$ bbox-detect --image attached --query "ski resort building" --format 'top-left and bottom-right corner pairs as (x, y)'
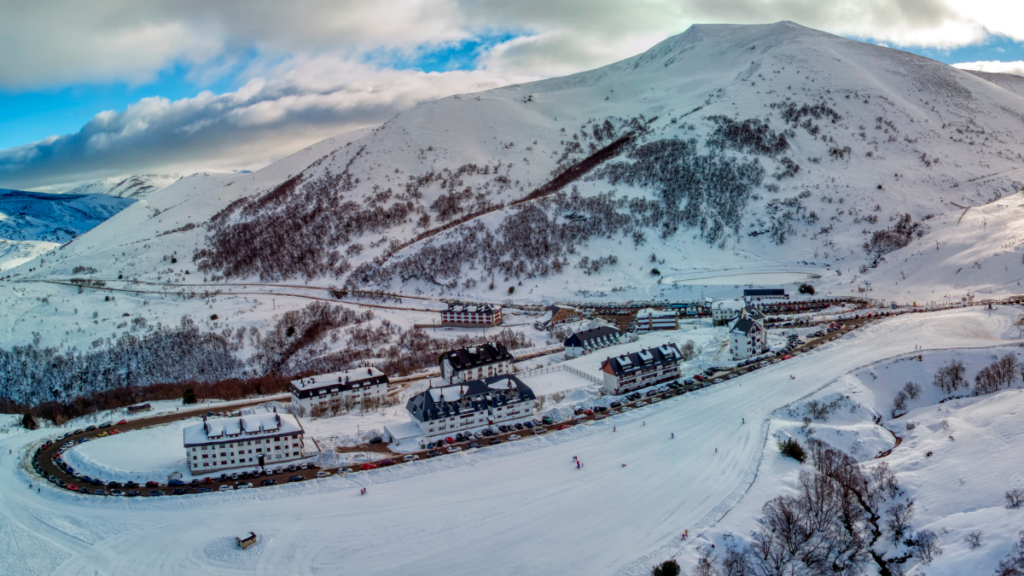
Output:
(439, 342), (514, 384)
(729, 306), (768, 360)
(406, 374), (537, 442)
(183, 413), (305, 474)
(743, 288), (788, 303)
(564, 326), (623, 358)
(542, 304), (584, 327)
(290, 367), (390, 417)
(599, 343), (683, 395)
(633, 309), (679, 333)
(711, 300), (745, 325)
(440, 303), (502, 327)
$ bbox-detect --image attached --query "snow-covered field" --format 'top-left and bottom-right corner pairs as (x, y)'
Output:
(0, 307), (1020, 576)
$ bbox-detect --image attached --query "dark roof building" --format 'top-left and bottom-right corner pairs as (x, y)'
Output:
(439, 342), (515, 383)
(564, 326), (622, 357)
(599, 343), (683, 395)
(743, 288), (788, 302)
(406, 374), (536, 424)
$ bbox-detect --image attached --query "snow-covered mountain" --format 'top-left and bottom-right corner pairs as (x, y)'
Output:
(20, 21), (1024, 305)
(8, 21), (1024, 397)
(0, 189), (136, 270)
(61, 174), (180, 200)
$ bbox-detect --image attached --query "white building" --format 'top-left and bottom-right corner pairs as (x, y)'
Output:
(564, 325), (622, 358)
(729, 306), (768, 360)
(183, 412), (305, 474)
(711, 299), (745, 325)
(406, 374), (537, 442)
(290, 367), (390, 418)
(440, 303), (502, 327)
(599, 343), (683, 395)
(439, 342), (514, 384)
(634, 309), (678, 333)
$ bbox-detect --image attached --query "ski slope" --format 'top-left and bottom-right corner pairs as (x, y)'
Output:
(0, 307), (1016, 576)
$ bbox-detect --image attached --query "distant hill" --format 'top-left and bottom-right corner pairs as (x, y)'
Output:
(62, 174), (180, 200)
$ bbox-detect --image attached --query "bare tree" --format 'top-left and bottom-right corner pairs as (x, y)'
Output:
(892, 390), (908, 416)
(996, 530), (1024, 576)
(1007, 489), (1024, 509)
(965, 530), (982, 550)
(911, 529), (941, 565)
(679, 340), (698, 362)
(975, 365), (1001, 396)
(997, 353), (1022, 389)
(693, 546), (720, 576)
(902, 381), (922, 400)
(885, 501), (915, 545)
(933, 360), (967, 393)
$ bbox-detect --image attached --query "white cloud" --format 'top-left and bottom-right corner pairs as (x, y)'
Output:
(0, 57), (530, 189)
(952, 60), (1024, 76)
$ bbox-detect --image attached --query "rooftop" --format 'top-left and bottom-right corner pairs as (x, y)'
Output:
(291, 367), (387, 391)
(183, 412), (304, 446)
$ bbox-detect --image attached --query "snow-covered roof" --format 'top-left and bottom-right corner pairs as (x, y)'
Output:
(564, 325), (621, 347)
(407, 374), (536, 423)
(291, 367), (387, 392)
(712, 299), (745, 311)
(183, 413), (304, 447)
(383, 421), (423, 441)
(601, 343), (682, 377)
(636, 308), (676, 317)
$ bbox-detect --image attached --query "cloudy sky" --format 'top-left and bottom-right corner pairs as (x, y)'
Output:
(3, 0), (1024, 190)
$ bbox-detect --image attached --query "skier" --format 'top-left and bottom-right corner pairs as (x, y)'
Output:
(613, 427), (616, 432)
(671, 433), (674, 439)
(643, 421), (645, 426)
(742, 418), (745, 424)
(715, 448), (717, 453)
(576, 461), (580, 470)
(621, 464), (627, 468)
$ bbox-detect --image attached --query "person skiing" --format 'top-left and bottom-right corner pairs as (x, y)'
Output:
(715, 448), (717, 453)
(613, 426), (616, 432)
(671, 433), (674, 439)
(742, 418), (745, 424)
(643, 421), (645, 426)
(621, 463), (627, 468)
(576, 462), (580, 469)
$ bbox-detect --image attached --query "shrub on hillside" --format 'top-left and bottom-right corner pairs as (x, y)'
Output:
(778, 437), (806, 462)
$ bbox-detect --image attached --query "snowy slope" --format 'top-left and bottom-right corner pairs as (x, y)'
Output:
(15, 22), (1024, 305)
(0, 307), (1017, 576)
(61, 174), (181, 200)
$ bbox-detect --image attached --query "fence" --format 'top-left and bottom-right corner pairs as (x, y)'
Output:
(516, 363), (602, 386)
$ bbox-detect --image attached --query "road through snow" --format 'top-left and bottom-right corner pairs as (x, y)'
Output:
(0, 307), (1018, 576)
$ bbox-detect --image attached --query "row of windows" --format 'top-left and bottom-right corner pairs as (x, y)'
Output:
(191, 435), (300, 451)
(192, 451), (301, 468)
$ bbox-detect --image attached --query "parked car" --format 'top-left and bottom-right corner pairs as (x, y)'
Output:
(557, 423), (572, 430)
(145, 481), (159, 488)
(218, 484), (232, 492)
(534, 428), (548, 435)
(116, 420), (127, 425)
(542, 416), (554, 425)
(426, 450), (442, 458)
(468, 442), (482, 449)
(523, 421), (534, 429)
(126, 491), (140, 497)
(610, 401), (622, 408)
(447, 446), (462, 453)
(109, 490), (124, 496)
(369, 436), (383, 444)
(66, 484), (79, 491)
(360, 463), (377, 471)
(488, 438), (503, 445)
(316, 471), (331, 478)
(196, 487), (212, 493)
(168, 479), (184, 486)
(236, 482), (253, 489)
(149, 490), (164, 497)
(288, 475), (304, 482)
(85, 425), (97, 432)
(99, 422), (112, 428)
(172, 488), (187, 495)
(379, 459), (396, 467)
(508, 434), (521, 441)
(402, 454), (420, 462)
(261, 479), (277, 486)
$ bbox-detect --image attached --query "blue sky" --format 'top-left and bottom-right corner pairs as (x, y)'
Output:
(4, 1), (1024, 190)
